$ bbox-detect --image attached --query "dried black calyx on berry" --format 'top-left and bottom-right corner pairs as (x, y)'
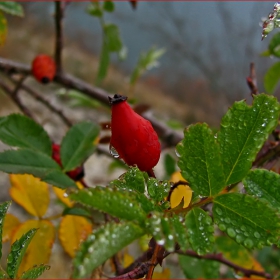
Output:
(108, 94), (127, 105)
(41, 77), (50, 84)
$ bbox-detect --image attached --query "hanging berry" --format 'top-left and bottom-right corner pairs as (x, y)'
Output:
(32, 54), (56, 84)
(109, 94), (161, 172)
(52, 143), (84, 181)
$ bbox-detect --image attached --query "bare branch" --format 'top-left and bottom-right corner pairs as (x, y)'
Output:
(0, 57), (183, 147)
(246, 62), (258, 96)
(0, 78), (34, 119)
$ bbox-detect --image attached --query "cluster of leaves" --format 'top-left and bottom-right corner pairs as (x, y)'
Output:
(0, 114), (99, 189)
(1, 93), (279, 278)
(0, 201), (50, 279)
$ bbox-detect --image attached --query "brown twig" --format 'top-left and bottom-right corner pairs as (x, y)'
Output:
(146, 243), (160, 279)
(253, 141), (280, 167)
(0, 58), (183, 148)
(23, 84), (72, 127)
(54, 1), (64, 73)
(0, 78), (34, 119)
(177, 250), (273, 279)
(109, 261), (152, 279)
(246, 62), (258, 97)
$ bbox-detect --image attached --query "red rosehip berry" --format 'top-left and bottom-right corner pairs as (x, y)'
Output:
(32, 54), (56, 84)
(109, 94), (161, 172)
(52, 143), (84, 181)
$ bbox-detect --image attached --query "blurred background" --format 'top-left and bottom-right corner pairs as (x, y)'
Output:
(1, 1), (277, 127)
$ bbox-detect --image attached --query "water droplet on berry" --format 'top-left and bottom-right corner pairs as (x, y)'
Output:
(109, 145), (120, 158)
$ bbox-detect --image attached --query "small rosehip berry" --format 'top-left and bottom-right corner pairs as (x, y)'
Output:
(109, 94), (161, 172)
(32, 54), (56, 84)
(52, 143), (84, 181)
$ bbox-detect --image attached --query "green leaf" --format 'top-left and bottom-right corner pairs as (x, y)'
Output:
(0, 12), (7, 46)
(0, 268), (7, 279)
(260, 49), (271, 57)
(216, 236), (255, 270)
(243, 169), (280, 212)
(146, 212), (175, 251)
(164, 153), (176, 177)
(110, 167), (146, 193)
(0, 2), (23, 17)
(104, 23), (122, 52)
(20, 264), (50, 279)
(264, 62), (280, 94)
(130, 47), (165, 85)
(185, 208), (214, 255)
(0, 201), (11, 259)
(213, 193), (280, 249)
(69, 187), (147, 223)
(72, 221), (144, 278)
(218, 94), (280, 185)
(42, 170), (77, 189)
(0, 114), (52, 156)
(179, 255), (220, 279)
(269, 33), (280, 58)
(103, 1), (114, 12)
(177, 123), (225, 197)
(96, 40), (110, 83)
(136, 193), (156, 213)
(170, 215), (188, 251)
(0, 149), (60, 178)
(57, 89), (101, 109)
(86, 3), (103, 17)
(7, 228), (37, 279)
(62, 207), (91, 218)
(61, 121), (99, 172)
(147, 178), (170, 202)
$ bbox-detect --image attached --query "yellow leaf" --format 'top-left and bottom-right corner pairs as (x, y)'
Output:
(153, 268), (170, 279)
(9, 174), (49, 217)
(250, 259), (265, 279)
(0, 12), (7, 46)
(170, 171), (185, 182)
(170, 185), (192, 209)
(2, 213), (20, 242)
(123, 252), (134, 268)
(53, 181), (83, 207)
(11, 219), (55, 277)
(59, 215), (93, 258)
(169, 171), (192, 209)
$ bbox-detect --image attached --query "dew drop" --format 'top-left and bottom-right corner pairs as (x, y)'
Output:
(218, 223), (226, 231)
(254, 231), (261, 239)
(236, 235), (244, 244)
(227, 228), (236, 238)
(224, 217), (230, 224)
(215, 207), (223, 215)
(175, 148), (181, 158)
(157, 239), (165, 245)
(109, 145), (120, 159)
(244, 238), (254, 249)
